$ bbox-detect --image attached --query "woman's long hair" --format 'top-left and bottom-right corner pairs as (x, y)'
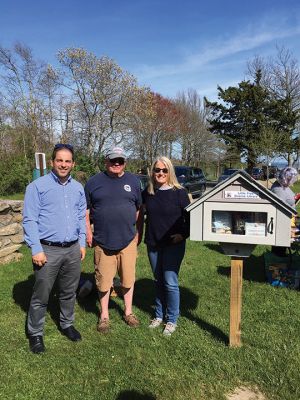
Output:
(147, 156), (182, 195)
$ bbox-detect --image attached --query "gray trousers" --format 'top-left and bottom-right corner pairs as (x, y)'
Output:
(27, 242), (81, 336)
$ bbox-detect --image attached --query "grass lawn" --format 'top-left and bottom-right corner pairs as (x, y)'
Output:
(0, 241), (300, 400)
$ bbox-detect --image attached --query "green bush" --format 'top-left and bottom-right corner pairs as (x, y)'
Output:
(0, 156), (31, 195)
(72, 153), (100, 184)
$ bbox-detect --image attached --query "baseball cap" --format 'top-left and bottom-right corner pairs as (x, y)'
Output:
(106, 146), (126, 160)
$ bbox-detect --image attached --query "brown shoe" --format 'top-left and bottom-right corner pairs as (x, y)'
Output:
(124, 313), (140, 327)
(97, 318), (110, 333)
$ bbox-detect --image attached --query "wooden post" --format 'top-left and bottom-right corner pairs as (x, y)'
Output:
(38, 154), (44, 176)
(229, 257), (243, 347)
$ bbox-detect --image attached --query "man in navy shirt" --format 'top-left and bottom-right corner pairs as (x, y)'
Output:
(23, 144), (86, 353)
(85, 146), (143, 333)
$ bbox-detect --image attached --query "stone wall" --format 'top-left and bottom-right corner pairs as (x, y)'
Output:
(0, 200), (24, 265)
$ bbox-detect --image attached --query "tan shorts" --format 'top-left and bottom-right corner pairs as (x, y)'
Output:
(94, 239), (137, 292)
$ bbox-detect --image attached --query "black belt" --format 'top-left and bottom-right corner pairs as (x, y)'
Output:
(40, 239), (78, 248)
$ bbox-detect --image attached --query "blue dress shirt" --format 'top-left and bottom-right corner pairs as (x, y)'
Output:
(23, 171), (87, 255)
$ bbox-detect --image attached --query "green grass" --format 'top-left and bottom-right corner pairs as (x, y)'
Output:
(0, 242), (300, 400)
(0, 192), (24, 200)
(292, 181), (300, 193)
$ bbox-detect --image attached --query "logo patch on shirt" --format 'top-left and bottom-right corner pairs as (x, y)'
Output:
(124, 184), (131, 192)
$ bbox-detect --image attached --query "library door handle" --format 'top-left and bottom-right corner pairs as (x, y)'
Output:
(267, 217), (274, 234)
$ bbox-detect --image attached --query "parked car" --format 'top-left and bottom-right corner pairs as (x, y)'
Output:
(134, 174), (149, 191)
(174, 166), (206, 198)
(251, 167), (264, 180)
(217, 168), (240, 183)
(262, 165), (279, 179)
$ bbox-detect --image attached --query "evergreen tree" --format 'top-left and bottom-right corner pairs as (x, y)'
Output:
(205, 71), (297, 170)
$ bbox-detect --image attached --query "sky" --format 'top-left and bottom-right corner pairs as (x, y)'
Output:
(1, 0), (300, 101)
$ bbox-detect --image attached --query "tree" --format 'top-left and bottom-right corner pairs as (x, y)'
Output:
(126, 89), (179, 167)
(205, 71), (297, 170)
(247, 46), (300, 165)
(252, 126), (286, 185)
(56, 48), (139, 165)
(0, 43), (56, 157)
(176, 89), (220, 166)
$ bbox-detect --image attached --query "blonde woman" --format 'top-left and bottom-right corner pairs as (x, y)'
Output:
(142, 157), (190, 336)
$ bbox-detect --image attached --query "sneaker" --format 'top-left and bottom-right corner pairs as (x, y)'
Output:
(97, 318), (110, 334)
(163, 322), (177, 336)
(148, 318), (163, 329)
(124, 313), (140, 327)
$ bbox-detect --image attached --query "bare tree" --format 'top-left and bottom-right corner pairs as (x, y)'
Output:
(247, 46), (300, 165)
(176, 89), (220, 166)
(56, 48), (139, 163)
(252, 126), (286, 185)
(0, 42), (56, 158)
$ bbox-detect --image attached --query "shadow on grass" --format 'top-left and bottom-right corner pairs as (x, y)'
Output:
(217, 254), (266, 283)
(204, 243), (266, 283)
(12, 271), (124, 334)
(12, 274), (35, 313)
(12, 273), (62, 335)
(116, 390), (156, 400)
(76, 272), (126, 318)
(134, 278), (228, 345)
(203, 243), (223, 253)
(12, 272), (226, 343)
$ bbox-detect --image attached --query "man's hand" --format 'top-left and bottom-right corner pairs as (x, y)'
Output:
(134, 232), (142, 246)
(86, 228), (93, 247)
(86, 210), (94, 247)
(32, 252), (47, 267)
(80, 247), (86, 261)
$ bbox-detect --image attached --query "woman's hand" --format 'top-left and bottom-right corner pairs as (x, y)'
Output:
(170, 234), (184, 244)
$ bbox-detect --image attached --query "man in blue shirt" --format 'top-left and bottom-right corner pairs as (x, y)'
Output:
(85, 146), (143, 333)
(23, 144), (86, 354)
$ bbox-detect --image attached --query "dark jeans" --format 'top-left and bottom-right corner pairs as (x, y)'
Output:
(27, 242), (81, 336)
(147, 241), (186, 324)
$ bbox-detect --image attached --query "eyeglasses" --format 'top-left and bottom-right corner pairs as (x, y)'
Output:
(153, 168), (168, 174)
(54, 143), (74, 151)
(109, 158), (125, 165)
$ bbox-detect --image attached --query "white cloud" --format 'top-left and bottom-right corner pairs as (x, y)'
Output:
(134, 21), (300, 81)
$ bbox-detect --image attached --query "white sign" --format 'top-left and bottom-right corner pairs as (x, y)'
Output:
(224, 191), (259, 199)
(245, 222), (266, 237)
(35, 153), (46, 170)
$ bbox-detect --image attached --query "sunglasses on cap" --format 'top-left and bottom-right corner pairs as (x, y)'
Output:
(54, 143), (74, 151)
(153, 167), (168, 174)
(109, 158), (125, 165)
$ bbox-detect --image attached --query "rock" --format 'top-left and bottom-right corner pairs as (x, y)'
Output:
(10, 233), (24, 244)
(0, 244), (22, 258)
(0, 252), (23, 265)
(0, 223), (21, 236)
(0, 238), (11, 248)
(0, 203), (10, 213)
(10, 202), (23, 212)
(12, 214), (23, 223)
(0, 214), (13, 226)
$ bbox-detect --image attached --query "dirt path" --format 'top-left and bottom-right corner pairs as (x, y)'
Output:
(226, 386), (266, 400)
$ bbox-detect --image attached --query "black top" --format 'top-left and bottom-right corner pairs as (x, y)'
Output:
(142, 187), (190, 247)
